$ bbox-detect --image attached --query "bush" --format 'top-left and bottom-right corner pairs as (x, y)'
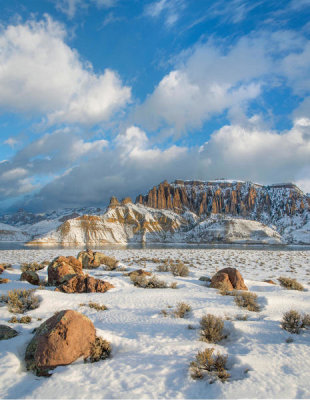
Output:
(88, 337), (112, 363)
(170, 262), (189, 277)
(278, 277), (304, 291)
(174, 302), (192, 318)
(156, 264), (170, 272)
(199, 314), (225, 343)
(9, 315), (32, 324)
(170, 282), (178, 289)
(281, 310), (310, 334)
(21, 262), (46, 272)
(234, 292), (260, 312)
(190, 348), (230, 382)
(217, 281), (234, 296)
(130, 273), (167, 289)
(88, 302), (107, 311)
(2, 289), (39, 314)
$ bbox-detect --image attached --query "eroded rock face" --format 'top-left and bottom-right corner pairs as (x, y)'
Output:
(77, 249), (118, 270)
(20, 271), (40, 285)
(48, 256), (83, 286)
(25, 310), (95, 375)
(0, 325), (18, 340)
(210, 267), (248, 291)
(55, 275), (114, 293)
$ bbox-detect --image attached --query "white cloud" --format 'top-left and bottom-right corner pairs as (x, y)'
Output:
(4, 138), (18, 148)
(0, 16), (131, 125)
(144, 0), (185, 27)
(55, 0), (116, 18)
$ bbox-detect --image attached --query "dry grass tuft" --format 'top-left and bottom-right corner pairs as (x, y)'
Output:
(130, 273), (168, 289)
(88, 337), (112, 363)
(170, 262), (189, 277)
(278, 277), (304, 291)
(156, 264), (170, 272)
(88, 302), (108, 311)
(234, 292), (260, 312)
(190, 348), (230, 383)
(174, 302), (192, 318)
(2, 289), (39, 314)
(21, 262), (46, 272)
(9, 315), (32, 324)
(281, 310), (310, 334)
(199, 314), (226, 343)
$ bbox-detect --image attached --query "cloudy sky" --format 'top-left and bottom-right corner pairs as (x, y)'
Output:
(0, 0), (310, 212)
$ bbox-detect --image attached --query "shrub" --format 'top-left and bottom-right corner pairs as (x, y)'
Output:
(174, 302), (192, 318)
(234, 292), (260, 312)
(281, 310), (304, 334)
(302, 313), (310, 327)
(217, 282), (234, 296)
(278, 277), (304, 291)
(21, 262), (46, 272)
(9, 315), (32, 324)
(170, 262), (189, 277)
(130, 273), (167, 289)
(170, 282), (178, 289)
(156, 264), (170, 272)
(88, 302), (107, 311)
(190, 348), (230, 382)
(199, 314), (225, 343)
(88, 337), (112, 363)
(2, 289), (39, 314)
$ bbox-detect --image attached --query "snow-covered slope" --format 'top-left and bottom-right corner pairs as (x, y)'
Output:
(0, 222), (30, 242)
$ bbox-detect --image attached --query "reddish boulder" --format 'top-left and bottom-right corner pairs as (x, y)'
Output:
(77, 249), (118, 270)
(210, 267), (248, 291)
(264, 279), (276, 285)
(25, 310), (95, 375)
(20, 271), (40, 285)
(48, 256), (83, 286)
(55, 275), (114, 293)
(0, 265), (4, 274)
(128, 269), (152, 277)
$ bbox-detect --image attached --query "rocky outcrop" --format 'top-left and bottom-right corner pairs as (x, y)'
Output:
(136, 180), (308, 219)
(20, 271), (40, 285)
(77, 249), (118, 269)
(55, 275), (114, 293)
(210, 267), (248, 291)
(0, 325), (18, 340)
(25, 310), (95, 375)
(48, 256), (83, 285)
(108, 196), (120, 209)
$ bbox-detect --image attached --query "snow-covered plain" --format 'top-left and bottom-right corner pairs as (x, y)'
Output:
(0, 247), (310, 399)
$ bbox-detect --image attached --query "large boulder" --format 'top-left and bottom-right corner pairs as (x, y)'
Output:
(77, 249), (118, 270)
(0, 325), (18, 340)
(210, 267), (248, 291)
(20, 271), (40, 285)
(55, 275), (115, 294)
(25, 310), (95, 376)
(48, 256), (83, 286)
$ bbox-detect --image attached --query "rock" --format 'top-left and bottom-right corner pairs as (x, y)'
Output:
(108, 196), (120, 209)
(264, 279), (276, 285)
(128, 269), (152, 277)
(0, 265), (4, 274)
(210, 267), (248, 291)
(199, 276), (211, 282)
(48, 256), (83, 286)
(20, 271), (40, 285)
(0, 325), (18, 340)
(0, 278), (10, 284)
(121, 197), (132, 205)
(55, 275), (114, 293)
(25, 310), (95, 375)
(77, 250), (118, 270)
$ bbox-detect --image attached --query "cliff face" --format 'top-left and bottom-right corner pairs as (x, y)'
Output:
(136, 180), (308, 222)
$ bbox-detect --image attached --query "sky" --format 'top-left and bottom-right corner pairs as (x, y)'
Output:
(0, 0), (310, 213)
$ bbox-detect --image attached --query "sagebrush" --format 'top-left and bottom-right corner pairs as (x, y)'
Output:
(278, 277), (304, 291)
(2, 289), (39, 314)
(190, 348), (230, 382)
(199, 314), (226, 343)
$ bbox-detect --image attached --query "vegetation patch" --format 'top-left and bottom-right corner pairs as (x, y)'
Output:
(9, 315), (32, 324)
(130, 273), (168, 289)
(87, 337), (112, 363)
(281, 310), (310, 334)
(199, 314), (226, 343)
(169, 261), (189, 277)
(1, 289), (40, 314)
(234, 292), (260, 312)
(278, 277), (304, 291)
(190, 348), (230, 383)
(21, 262), (47, 272)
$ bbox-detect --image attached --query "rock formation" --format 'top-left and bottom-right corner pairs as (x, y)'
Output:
(55, 275), (114, 293)
(210, 267), (248, 291)
(20, 271), (40, 285)
(77, 249), (118, 269)
(48, 256), (83, 285)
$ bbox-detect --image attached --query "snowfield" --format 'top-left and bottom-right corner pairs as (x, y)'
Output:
(0, 247), (310, 399)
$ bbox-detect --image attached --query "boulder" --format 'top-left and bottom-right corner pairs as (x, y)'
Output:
(55, 275), (114, 294)
(48, 256), (83, 286)
(210, 267), (248, 291)
(0, 265), (4, 274)
(264, 279), (276, 285)
(0, 278), (10, 284)
(0, 325), (18, 340)
(20, 271), (40, 285)
(77, 249), (118, 270)
(25, 310), (95, 376)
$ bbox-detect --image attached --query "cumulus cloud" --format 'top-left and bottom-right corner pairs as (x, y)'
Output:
(134, 30), (310, 135)
(0, 16), (131, 125)
(55, 0), (116, 18)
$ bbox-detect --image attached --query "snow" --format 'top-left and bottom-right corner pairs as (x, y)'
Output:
(0, 223), (30, 242)
(0, 247), (310, 399)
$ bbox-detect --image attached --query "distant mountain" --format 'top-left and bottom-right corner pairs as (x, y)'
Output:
(1, 179), (309, 245)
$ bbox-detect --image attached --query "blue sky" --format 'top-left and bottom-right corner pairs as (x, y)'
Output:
(0, 0), (310, 212)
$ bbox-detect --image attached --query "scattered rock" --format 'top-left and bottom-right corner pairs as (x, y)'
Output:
(77, 249), (118, 270)
(0, 278), (10, 284)
(0, 325), (18, 340)
(20, 271), (40, 285)
(127, 269), (152, 277)
(0, 265), (4, 274)
(55, 275), (114, 293)
(48, 256), (83, 286)
(210, 267), (248, 291)
(25, 310), (96, 376)
(264, 279), (276, 285)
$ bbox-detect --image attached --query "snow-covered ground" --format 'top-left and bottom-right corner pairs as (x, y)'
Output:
(0, 247), (310, 399)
